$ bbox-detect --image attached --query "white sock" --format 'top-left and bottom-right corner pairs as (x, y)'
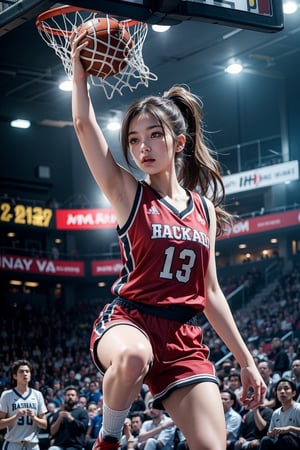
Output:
(101, 402), (131, 441)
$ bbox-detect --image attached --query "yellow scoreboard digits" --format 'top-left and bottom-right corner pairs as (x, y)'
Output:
(0, 202), (53, 227)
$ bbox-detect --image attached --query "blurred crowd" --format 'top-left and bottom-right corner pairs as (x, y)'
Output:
(1, 264), (300, 449)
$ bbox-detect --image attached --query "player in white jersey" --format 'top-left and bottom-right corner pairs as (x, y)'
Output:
(0, 359), (47, 450)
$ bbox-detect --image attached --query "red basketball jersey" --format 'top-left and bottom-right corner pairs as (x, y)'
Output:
(112, 181), (210, 312)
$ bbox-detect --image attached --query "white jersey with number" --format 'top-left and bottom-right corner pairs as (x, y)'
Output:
(0, 388), (47, 443)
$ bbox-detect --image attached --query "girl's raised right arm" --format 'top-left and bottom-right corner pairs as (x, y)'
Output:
(71, 32), (137, 224)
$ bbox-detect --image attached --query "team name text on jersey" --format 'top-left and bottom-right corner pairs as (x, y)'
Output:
(12, 403), (36, 411)
(151, 223), (209, 247)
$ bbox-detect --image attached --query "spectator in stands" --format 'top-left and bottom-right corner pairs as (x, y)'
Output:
(43, 401), (57, 449)
(290, 359), (300, 402)
(44, 386), (55, 405)
(87, 402), (98, 422)
(49, 385), (89, 450)
(259, 378), (300, 450)
(130, 413), (144, 439)
(228, 372), (243, 411)
(261, 328), (274, 355)
(210, 338), (226, 363)
(86, 381), (102, 405)
(53, 388), (65, 409)
(86, 397), (104, 450)
(80, 378), (91, 398)
(140, 384), (152, 409)
(256, 342), (268, 362)
(294, 345), (300, 361)
(121, 417), (133, 450)
(257, 360), (276, 409)
(234, 404), (273, 450)
(0, 370), (8, 390)
(129, 392), (146, 415)
(79, 395), (88, 410)
(95, 374), (104, 397)
(121, 412), (144, 449)
(286, 344), (297, 368)
(173, 428), (187, 450)
(76, 365), (89, 384)
(52, 380), (63, 393)
(217, 360), (234, 390)
(220, 389), (242, 450)
(46, 401), (57, 423)
(137, 401), (176, 450)
(65, 369), (80, 388)
(267, 337), (290, 381)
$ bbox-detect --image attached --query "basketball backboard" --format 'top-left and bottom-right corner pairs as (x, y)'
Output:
(173, 0), (284, 31)
(0, 0), (284, 35)
(63, 0), (284, 32)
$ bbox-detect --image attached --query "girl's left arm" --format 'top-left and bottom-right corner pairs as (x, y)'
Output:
(203, 199), (266, 409)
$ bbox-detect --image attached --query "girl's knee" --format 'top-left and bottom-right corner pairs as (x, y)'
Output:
(113, 345), (151, 382)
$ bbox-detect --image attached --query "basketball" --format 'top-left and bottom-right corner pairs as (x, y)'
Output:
(78, 17), (133, 79)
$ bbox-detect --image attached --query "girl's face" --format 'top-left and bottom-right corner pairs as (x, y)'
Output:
(128, 113), (179, 175)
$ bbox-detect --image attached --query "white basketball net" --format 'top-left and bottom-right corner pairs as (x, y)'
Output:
(36, 6), (158, 99)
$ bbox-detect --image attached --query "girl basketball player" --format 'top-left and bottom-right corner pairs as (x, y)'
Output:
(70, 31), (266, 450)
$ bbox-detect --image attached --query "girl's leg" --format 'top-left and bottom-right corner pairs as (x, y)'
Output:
(163, 382), (226, 450)
(95, 324), (153, 441)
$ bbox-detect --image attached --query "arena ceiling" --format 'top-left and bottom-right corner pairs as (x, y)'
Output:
(0, 1), (299, 122)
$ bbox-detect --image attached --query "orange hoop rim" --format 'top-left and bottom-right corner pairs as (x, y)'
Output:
(36, 4), (144, 36)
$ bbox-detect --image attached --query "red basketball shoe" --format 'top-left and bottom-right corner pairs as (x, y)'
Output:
(92, 435), (121, 450)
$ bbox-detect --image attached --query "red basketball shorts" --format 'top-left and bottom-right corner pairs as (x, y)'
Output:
(90, 297), (218, 409)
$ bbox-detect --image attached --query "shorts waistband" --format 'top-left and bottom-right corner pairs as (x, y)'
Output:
(112, 297), (204, 325)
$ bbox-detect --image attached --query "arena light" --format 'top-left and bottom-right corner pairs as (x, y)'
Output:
(24, 281), (39, 288)
(59, 79), (90, 91)
(10, 119), (31, 129)
(152, 24), (171, 32)
(9, 280), (22, 286)
(225, 62), (243, 74)
(59, 79), (73, 91)
(283, 1), (298, 14)
(107, 120), (121, 131)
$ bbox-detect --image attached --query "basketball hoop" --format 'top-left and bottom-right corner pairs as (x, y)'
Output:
(36, 5), (158, 99)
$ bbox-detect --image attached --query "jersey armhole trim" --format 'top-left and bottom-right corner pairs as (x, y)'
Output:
(117, 182), (142, 235)
(200, 196), (210, 229)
